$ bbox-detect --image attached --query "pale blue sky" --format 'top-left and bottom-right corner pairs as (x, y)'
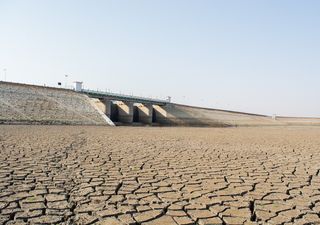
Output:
(1, 0), (320, 117)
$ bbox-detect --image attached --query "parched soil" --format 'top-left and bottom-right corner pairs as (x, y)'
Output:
(0, 126), (320, 225)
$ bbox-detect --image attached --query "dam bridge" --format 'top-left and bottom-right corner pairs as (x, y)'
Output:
(82, 89), (170, 125)
(2, 81), (298, 127)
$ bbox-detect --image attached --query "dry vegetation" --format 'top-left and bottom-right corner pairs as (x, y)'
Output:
(0, 126), (320, 224)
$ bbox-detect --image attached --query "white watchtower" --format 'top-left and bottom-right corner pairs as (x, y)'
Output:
(73, 81), (83, 92)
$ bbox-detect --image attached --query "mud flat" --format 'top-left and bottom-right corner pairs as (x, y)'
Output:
(1, 126), (320, 224)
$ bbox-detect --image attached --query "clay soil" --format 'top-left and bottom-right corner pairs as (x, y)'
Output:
(1, 125), (320, 225)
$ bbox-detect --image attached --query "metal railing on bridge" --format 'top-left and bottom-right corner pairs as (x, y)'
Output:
(81, 89), (170, 106)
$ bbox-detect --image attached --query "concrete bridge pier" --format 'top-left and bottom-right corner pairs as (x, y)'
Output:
(94, 97), (169, 125)
(98, 98), (114, 121)
(100, 99), (133, 124)
(103, 99), (112, 118)
(114, 101), (133, 124)
(133, 103), (153, 124)
(152, 105), (168, 124)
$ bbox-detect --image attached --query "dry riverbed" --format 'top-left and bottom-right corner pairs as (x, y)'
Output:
(0, 126), (320, 224)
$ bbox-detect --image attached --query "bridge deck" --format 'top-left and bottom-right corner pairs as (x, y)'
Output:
(82, 89), (169, 105)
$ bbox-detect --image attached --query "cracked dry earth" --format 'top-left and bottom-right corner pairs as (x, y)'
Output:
(1, 126), (320, 225)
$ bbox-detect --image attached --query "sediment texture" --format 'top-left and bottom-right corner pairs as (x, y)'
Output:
(0, 126), (320, 224)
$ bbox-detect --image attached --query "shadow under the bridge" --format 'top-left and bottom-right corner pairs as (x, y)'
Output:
(110, 102), (119, 122)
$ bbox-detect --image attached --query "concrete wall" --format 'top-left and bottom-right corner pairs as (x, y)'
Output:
(159, 104), (320, 127)
(157, 104), (275, 127)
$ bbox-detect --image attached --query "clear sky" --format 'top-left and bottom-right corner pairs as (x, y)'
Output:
(1, 0), (320, 117)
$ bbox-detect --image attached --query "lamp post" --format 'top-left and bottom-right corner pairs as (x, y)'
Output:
(3, 68), (7, 81)
(65, 74), (68, 88)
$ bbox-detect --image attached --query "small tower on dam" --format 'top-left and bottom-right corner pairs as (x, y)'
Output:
(74, 81), (83, 92)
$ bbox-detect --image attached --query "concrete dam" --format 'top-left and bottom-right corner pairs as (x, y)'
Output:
(1, 81), (320, 126)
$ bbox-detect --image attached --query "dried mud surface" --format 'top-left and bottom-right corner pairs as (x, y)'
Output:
(0, 125), (320, 225)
